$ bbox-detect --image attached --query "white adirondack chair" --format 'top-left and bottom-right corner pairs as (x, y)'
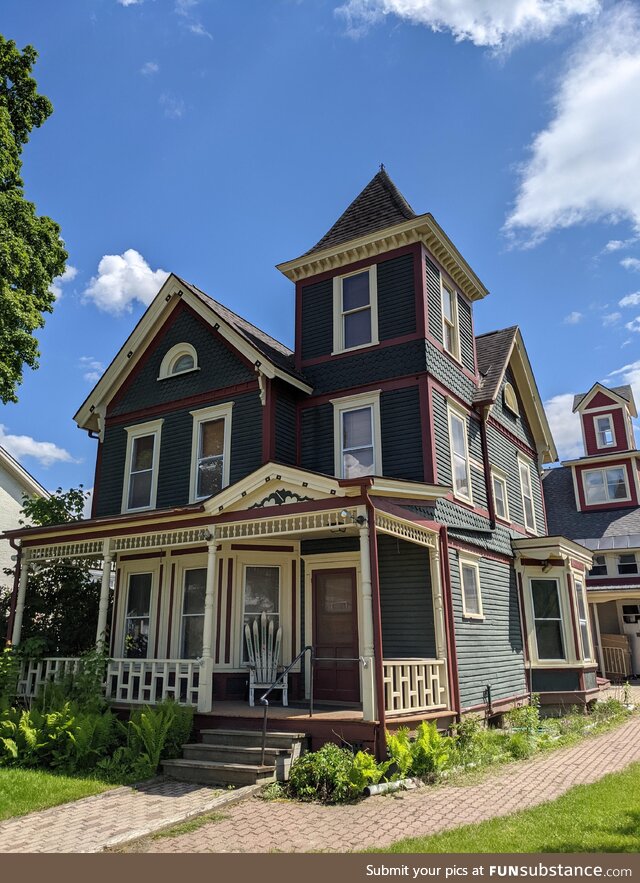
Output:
(244, 612), (288, 707)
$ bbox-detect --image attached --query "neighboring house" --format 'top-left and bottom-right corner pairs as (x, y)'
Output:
(544, 383), (640, 681)
(4, 170), (596, 754)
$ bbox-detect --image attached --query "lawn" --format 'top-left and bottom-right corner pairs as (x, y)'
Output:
(0, 767), (115, 821)
(375, 761), (640, 854)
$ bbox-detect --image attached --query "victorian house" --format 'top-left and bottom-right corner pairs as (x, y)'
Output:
(4, 170), (597, 762)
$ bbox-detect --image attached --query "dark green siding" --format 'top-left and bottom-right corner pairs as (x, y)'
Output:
(426, 256), (443, 343)
(301, 537), (360, 555)
(378, 535), (436, 658)
(300, 404), (333, 476)
(377, 253), (416, 340)
(486, 424), (545, 533)
(425, 341), (476, 404)
(274, 385), (297, 466)
(449, 549), (526, 709)
(381, 387), (424, 482)
(300, 279), (333, 361)
(492, 367), (536, 450)
(469, 416), (487, 510)
(303, 339), (425, 394)
(457, 295), (475, 374)
(432, 389), (451, 486)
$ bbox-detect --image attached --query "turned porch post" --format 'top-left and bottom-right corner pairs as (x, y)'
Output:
(11, 558), (29, 646)
(198, 536), (217, 713)
(95, 542), (113, 649)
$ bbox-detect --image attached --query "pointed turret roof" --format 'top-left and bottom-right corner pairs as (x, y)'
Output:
(305, 168), (417, 256)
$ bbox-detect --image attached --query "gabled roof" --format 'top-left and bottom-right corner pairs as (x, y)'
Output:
(305, 168), (417, 256)
(474, 326), (519, 405)
(0, 446), (49, 499)
(572, 383), (637, 416)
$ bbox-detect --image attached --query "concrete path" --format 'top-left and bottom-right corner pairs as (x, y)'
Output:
(138, 717), (640, 853)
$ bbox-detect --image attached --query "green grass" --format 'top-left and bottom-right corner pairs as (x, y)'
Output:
(0, 767), (115, 821)
(151, 810), (228, 839)
(373, 762), (640, 854)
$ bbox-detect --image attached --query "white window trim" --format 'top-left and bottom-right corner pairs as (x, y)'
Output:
(581, 465), (631, 506)
(117, 562), (160, 659)
(332, 265), (379, 355)
(529, 576), (567, 663)
(459, 554), (484, 620)
(332, 390), (382, 480)
(447, 401), (473, 504)
(121, 418), (163, 513)
(573, 577), (593, 662)
(517, 454), (537, 534)
(589, 553), (609, 577)
(441, 280), (461, 362)
(616, 552), (638, 576)
(189, 402), (234, 503)
(491, 466), (510, 523)
(594, 413), (616, 449)
(157, 342), (200, 380)
(241, 563), (282, 666)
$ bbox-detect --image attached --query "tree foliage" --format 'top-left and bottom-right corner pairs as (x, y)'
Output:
(0, 35), (67, 403)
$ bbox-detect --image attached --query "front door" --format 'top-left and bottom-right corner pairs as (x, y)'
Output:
(312, 568), (360, 704)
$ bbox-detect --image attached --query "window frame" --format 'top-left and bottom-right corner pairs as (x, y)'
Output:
(503, 382), (520, 417)
(241, 563), (281, 666)
(332, 265), (379, 355)
(121, 419), (163, 513)
(459, 554), (484, 620)
(617, 553), (638, 576)
(491, 467), (510, 523)
(123, 570), (154, 659)
(529, 577), (567, 663)
(157, 342), (200, 380)
(447, 402), (473, 504)
(518, 454), (537, 533)
(179, 566), (207, 660)
(441, 280), (460, 361)
(589, 553), (608, 577)
(332, 390), (382, 480)
(594, 414), (616, 449)
(188, 402), (234, 503)
(581, 465), (631, 506)
(573, 577), (592, 662)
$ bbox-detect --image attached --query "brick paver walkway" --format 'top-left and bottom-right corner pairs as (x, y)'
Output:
(140, 717), (640, 853)
(0, 779), (258, 854)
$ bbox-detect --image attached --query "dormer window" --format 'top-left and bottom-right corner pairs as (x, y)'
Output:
(441, 283), (460, 360)
(333, 266), (378, 353)
(595, 415), (615, 449)
(158, 343), (199, 380)
(503, 382), (520, 416)
(583, 465), (630, 505)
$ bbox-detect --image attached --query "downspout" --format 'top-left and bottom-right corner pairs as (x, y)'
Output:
(515, 569), (532, 694)
(438, 526), (461, 717)
(5, 539), (22, 647)
(479, 405), (496, 530)
(365, 496), (387, 761)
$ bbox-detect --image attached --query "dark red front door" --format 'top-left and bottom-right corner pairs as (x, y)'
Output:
(312, 568), (360, 704)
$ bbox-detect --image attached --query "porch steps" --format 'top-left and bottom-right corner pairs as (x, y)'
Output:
(162, 728), (307, 787)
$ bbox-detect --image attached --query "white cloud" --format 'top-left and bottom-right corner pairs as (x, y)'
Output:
(117, 0), (143, 5)
(625, 317), (640, 332)
(82, 249), (169, 315)
(50, 265), (78, 300)
(505, 4), (640, 243)
(622, 338), (632, 347)
(188, 22), (212, 38)
(79, 356), (105, 384)
(621, 257), (640, 272)
(160, 93), (186, 119)
(606, 361), (640, 408)
(563, 311), (583, 324)
(336, 0), (599, 47)
(0, 425), (77, 467)
(619, 291), (640, 307)
(544, 393), (583, 460)
(602, 311), (622, 326)
(604, 237), (637, 252)
(141, 61), (159, 76)
(176, 0), (199, 13)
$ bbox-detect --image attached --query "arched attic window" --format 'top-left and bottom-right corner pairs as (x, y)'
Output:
(158, 343), (199, 380)
(503, 382), (520, 416)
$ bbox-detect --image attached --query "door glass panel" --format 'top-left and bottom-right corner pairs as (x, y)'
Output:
(243, 566), (280, 661)
(125, 573), (152, 658)
(181, 568), (206, 659)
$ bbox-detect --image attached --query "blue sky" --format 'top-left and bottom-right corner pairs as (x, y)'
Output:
(2, 0), (640, 498)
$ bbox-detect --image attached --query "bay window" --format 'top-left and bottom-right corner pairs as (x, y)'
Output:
(574, 578), (592, 661)
(531, 578), (565, 661)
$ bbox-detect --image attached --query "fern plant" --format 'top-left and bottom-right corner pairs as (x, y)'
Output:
(386, 726), (413, 778)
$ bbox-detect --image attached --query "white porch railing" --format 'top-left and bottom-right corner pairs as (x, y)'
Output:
(18, 657), (82, 698)
(383, 658), (448, 715)
(105, 658), (202, 706)
(601, 644), (632, 680)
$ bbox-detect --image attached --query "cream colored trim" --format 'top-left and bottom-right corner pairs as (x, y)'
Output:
(503, 382), (520, 417)
(526, 574), (569, 665)
(517, 453), (537, 535)
(573, 575), (593, 662)
(574, 383), (637, 418)
(594, 413), (616, 450)
(580, 464), (632, 506)
(115, 559), (162, 659)
(170, 553), (208, 659)
(447, 401), (473, 505)
(332, 390), (382, 480)
(332, 265), (379, 355)
(121, 419), (164, 514)
(189, 402), (234, 503)
(368, 478), (450, 499)
(491, 467), (510, 523)
(458, 553), (484, 620)
(512, 535), (593, 569)
(441, 280), (461, 363)
(158, 342), (199, 380)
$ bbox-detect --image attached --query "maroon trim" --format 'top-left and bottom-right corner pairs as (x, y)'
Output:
(154, 563), (164, 656)
(516, 571), (532, 693)
(291, 559), (297, 660)
(215, 558), (224, 664)
(439, 526), (461, 716)
(588, 575), (640, 587)
(170, 545), (208, 557)
(416, 244), (428, 339)
(447, 538), (512, 565)
(366, 498), (387, 761)
(106, 381), (259, 426)
(224, 559), (233, 664)
(119, 551), (165, 561)
(479, 414), (496, 525)
(5, 543), (22, 646)
(230, 544), (295, 552)
(418, 376), (433, 483)
(91, 441), (102, 519)
(19, 514), (213, 546)
(463, 692), (531, 714)
(570, 559), (586, 572)
(574, 459), (638, 510)
(486, 416), (537, 459)
(166, 564), (175, 658)
(301, 333), (423, 368)
(298, 374), (421, 410)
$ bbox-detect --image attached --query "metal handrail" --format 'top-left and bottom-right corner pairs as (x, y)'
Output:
(259, 645), (314, 765)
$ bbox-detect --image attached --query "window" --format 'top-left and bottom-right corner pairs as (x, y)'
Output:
(595, 414), (615, 448)
(460, 557), (483, 618)
(441, 284), (460, 359)
(582, 466), (630, 505)
(503, 382), (520, 416)
(333, 266), (378, 353)
(332, 391), (382, 479)
(158, 343), (199, 379)
(124, 573), (152, 658)
(122, 419), (163, 512)
(617, 553), (638, 575)
(180, 568), (206, 659)
(243, 565), (280, 662)
(189, 403), (233, 501)
(574, 579), (592, 661)
(492, 470), (510, 521)
(531, 578), (565, 661)
(448, 406), (472, 502)
(589, 554), (607, 577)
(518, 457), (536, 532)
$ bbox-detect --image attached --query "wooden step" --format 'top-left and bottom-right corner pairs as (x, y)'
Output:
(199, 728), (306, 750)
(182, 743), (285, 766)
(162, 758), (276, 787)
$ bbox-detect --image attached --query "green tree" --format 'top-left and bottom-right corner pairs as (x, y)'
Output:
(1, 487), (101, 653)
(0, 35), (67, 403)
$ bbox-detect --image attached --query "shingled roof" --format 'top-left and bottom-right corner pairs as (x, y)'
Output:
(306, 168), (417, 256)
(473, 326), (518, 405)
(573, 384), (635, 411)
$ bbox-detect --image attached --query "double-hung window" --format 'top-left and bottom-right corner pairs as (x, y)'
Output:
(617, 553), (638, 575)
(574, 578), (592, 661)
(189, 403), (233, 501)
(492, 469), (509, 521)
(441, 283), (460, 359)
(333, 392), (381, 479)
(123, 419), (163, 512)
(243, 565), (280, 663)
(582, 465), (630, 505)
(589, 554), (607, 577)
(518, 457), (536, 532)
(448, 405), (472, 502)
(124, 573), (153, 658)
(460, 557), (483, 618)
(530, 578), (565, 661)
(595, 415), (615, 448)
(333, 266), (378, 353)
(180, 568), (206, 659)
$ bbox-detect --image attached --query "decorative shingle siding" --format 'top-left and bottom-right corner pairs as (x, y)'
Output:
(304, 339), (426, 394)
(274, 385), (297, 465)
(457, 295), (475, 375)
(300, 403), (334, 476)
(377, 253), (416, 340)
(431, 389), (452, 486)
(425, 256), (443, 343)
(381, 386), (423, 482)
(108, 308), (254, 417)
(378, 534), (436, 658)
(300, 278), (333, 361)
(425, 342), (476, 405)
(408, 500), (514, 557)
(448, 549), (526, 708)
(491, 367), (536, 450)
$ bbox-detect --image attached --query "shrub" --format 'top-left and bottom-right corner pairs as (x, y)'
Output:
(505, 732), (537, 759)
(387, 722), (453, 781)
(287, 743), (357, 804)
(503, 694), (540, 734)
(386, 727), (413, 778)
(0, 648), (19, 709)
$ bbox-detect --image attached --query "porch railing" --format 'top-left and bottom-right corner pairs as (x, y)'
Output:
(383, 658), (448, 715)
(601, 644), (632, 680)
(105, 658), (201, 706)
(18, 657), (82, 699)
